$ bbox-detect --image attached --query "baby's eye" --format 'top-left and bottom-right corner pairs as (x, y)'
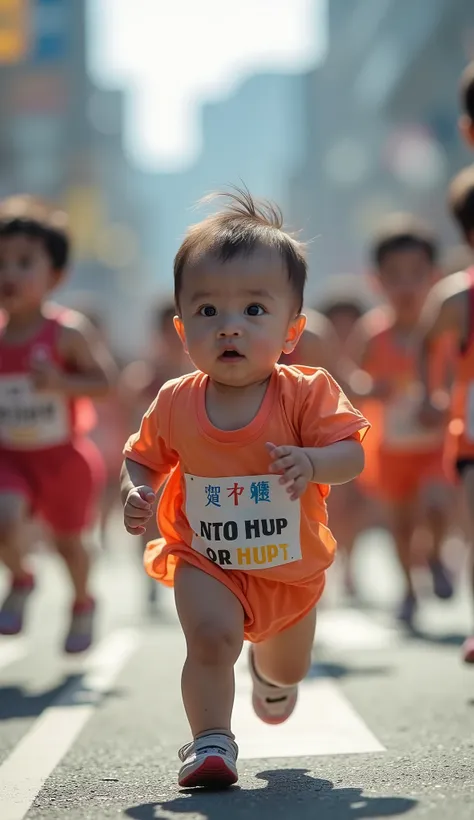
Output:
(245, 303), (265, 316)
(199, 305), (217, 317)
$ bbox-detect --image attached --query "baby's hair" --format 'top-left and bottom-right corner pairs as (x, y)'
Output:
(174, 185), (307, 312)
(448, 165), (474, 240)
(0, 194), (70, 272)
(460, 62), (474, 122)
(370, 213), (438, 267)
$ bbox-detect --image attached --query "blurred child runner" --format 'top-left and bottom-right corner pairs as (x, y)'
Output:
(120, 300), (193, 611)
(280, 287), (371, 599)
(278, 305), (340, 370)
(121, 188), (369, 788)
(459, 61), (474, 150)
(121, 300), (193, 432)
(315, 290), (374, 597)
(347, 215), (454, 625)
(66, 300), (126, 545)
(0, 195), (116, 652)
(419, 166), (474, 663)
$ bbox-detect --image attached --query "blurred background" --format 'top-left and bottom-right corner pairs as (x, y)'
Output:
(1, 0), (473, 359)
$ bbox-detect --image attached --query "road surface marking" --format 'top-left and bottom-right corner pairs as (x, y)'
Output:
(233, 651), (385, 759)
(0, 638), (27, 671)
(0, 628), (139, 820)
(316, 608), (399, 651)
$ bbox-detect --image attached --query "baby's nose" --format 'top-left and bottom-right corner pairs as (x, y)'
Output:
(217, 315), (243, 336)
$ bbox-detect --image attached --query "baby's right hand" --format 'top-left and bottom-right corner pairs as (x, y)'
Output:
(123, 485), (156, 535)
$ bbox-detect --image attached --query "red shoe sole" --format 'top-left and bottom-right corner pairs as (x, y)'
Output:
(179, 756), (238, 789)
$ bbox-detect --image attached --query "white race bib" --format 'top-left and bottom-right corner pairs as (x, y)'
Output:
(384, 385), (443, 450)
(0, 374), (70, 448)
(184, 473), (301, 571)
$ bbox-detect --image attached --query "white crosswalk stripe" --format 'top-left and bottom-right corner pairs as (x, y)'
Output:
(233, 651), (384, 759)
(0, 629), (140, 820)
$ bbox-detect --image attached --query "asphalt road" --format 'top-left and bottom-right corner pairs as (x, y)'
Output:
(0, 518), (473, 819)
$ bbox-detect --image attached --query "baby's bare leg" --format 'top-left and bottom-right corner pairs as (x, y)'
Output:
(174, 563), (244, 737)
(253, 607), (316, 686)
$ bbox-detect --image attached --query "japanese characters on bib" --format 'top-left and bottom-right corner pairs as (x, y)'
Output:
(185, 473), (301, 571)
(0, 373), (70, 448)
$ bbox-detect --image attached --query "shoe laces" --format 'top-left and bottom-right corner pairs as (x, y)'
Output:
(179, 733), (238, 763)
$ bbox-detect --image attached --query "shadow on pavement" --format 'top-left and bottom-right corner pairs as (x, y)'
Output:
(0, 675), (124, 720)
(405, 628), (465, 647)
(307, 661), (392, 680)
(126, 768), (417, 819)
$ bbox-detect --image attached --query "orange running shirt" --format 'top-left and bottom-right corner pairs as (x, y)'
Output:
(362, 324), (453, 454)
(124, 365), (369, 639)
(447, 268), (474, 463)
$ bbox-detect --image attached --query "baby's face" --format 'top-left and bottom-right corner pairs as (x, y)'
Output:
(175, 246), (305, 387)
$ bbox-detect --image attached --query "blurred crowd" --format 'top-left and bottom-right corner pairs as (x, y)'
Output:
(2, 60), (474, 665)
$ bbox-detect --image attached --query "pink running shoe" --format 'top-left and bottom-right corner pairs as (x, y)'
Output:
(178, 734), (238, 788)
(0, 576), (35, 635)
(64, 598), (96, 654)
(249, 647), (298, 725)
(462, 636), (474, 664)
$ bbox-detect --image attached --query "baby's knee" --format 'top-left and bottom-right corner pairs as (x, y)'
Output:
(189, 620), (242, 666)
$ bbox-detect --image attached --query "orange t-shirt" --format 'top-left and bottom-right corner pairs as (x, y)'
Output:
(362, 324), (453, 455)
(124, 365), (369, 640)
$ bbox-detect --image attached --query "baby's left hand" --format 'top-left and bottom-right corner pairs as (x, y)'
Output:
(266, 442), (313, 500)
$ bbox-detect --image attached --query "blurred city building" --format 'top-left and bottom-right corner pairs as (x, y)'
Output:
(289, 0), (474, 292)
(149, 71), (307, 282)
(0, 0), (153, 356)
(2, 0), (474, 347)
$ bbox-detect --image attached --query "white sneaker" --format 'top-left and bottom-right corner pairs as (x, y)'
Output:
(178, 733), (239, 788)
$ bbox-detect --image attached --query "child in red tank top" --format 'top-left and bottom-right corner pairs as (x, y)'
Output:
(0, 195), (116, 653)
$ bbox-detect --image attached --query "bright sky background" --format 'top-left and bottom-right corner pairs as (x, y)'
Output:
(87, 0), (326, 171)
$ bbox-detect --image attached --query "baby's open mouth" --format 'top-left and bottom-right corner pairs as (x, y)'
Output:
(219, 350), (244, 360)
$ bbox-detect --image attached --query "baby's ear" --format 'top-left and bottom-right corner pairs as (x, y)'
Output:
(173, 316), (188, 352)
(282, 313), (306, 354)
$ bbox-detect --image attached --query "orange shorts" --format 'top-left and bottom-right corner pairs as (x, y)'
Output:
(377, 448), (449, 502)
(144, 539), (325, 643)
(443, 419), (474, 482)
